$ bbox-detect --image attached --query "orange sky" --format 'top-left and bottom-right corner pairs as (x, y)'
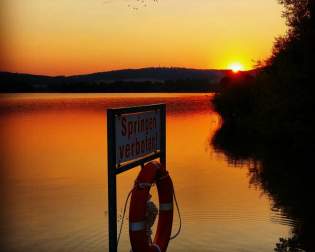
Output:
(0, 0), (286, 76)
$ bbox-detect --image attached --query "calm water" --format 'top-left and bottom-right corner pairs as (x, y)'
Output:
(0, 93), (292, 251)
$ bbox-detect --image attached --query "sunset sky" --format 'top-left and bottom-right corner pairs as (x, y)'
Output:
(0, 0), (286, 76)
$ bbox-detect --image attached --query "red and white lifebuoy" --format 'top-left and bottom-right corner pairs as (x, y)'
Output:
(129, 161), (174, 252)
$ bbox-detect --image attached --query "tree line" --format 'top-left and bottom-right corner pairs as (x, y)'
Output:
(212, 1), (315, 251)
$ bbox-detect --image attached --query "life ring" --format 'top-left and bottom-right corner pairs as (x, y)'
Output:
(129, 161), (174, 252)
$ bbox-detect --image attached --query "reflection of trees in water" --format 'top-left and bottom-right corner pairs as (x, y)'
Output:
(211, 0), (315, 250)
(212, 121), (314, 252)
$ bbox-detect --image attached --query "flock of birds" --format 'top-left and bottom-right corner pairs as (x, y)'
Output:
(103, 0), (159, 11)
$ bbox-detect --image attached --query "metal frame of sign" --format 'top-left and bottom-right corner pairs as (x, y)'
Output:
(107, 103), (166, 252)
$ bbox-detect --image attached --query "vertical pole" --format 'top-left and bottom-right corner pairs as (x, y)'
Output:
(107, 109), (117, 252)
(160, 104), (166, 166)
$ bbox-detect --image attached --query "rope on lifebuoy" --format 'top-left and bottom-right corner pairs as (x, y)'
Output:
(155, 169), (182, 240)
(117, 161), (182, 251)
(117, 180), (154, 245)
(117, 186), (134, 245)
(170, 186), (182, 240)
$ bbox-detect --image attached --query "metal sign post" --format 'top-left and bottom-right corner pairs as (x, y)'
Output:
(107, 104), (166, 252)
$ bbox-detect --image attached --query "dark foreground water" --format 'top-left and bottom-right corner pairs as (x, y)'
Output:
(0, 93), (293, 251)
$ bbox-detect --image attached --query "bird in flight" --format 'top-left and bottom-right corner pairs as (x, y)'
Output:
(103, 0), (158, 11)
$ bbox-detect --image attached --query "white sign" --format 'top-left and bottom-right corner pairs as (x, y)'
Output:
(115, 110), (161, 165)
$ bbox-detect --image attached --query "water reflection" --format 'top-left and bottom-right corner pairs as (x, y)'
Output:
(1, 93), (293, 251)
(212, 120), (314, 252)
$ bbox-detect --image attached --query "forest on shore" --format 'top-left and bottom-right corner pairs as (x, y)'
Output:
(212, 1), (315, 251)
(0, 68), (225, 93)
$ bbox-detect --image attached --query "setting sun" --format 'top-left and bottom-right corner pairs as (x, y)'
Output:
(229, 63), (244, 73)
(0, 0), (286, 75)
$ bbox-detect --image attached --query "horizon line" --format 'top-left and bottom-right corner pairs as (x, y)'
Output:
(0, 66), (255, 78)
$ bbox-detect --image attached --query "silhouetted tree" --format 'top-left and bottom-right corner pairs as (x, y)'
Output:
(268, 0), (314, 73)
(212, 1), (315, 251)
(279, 0), (312, 32)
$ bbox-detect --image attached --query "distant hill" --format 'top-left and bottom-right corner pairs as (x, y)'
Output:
(0, 67), (229, 92)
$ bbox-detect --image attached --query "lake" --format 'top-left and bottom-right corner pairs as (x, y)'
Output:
(0, 93), (292, 251)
